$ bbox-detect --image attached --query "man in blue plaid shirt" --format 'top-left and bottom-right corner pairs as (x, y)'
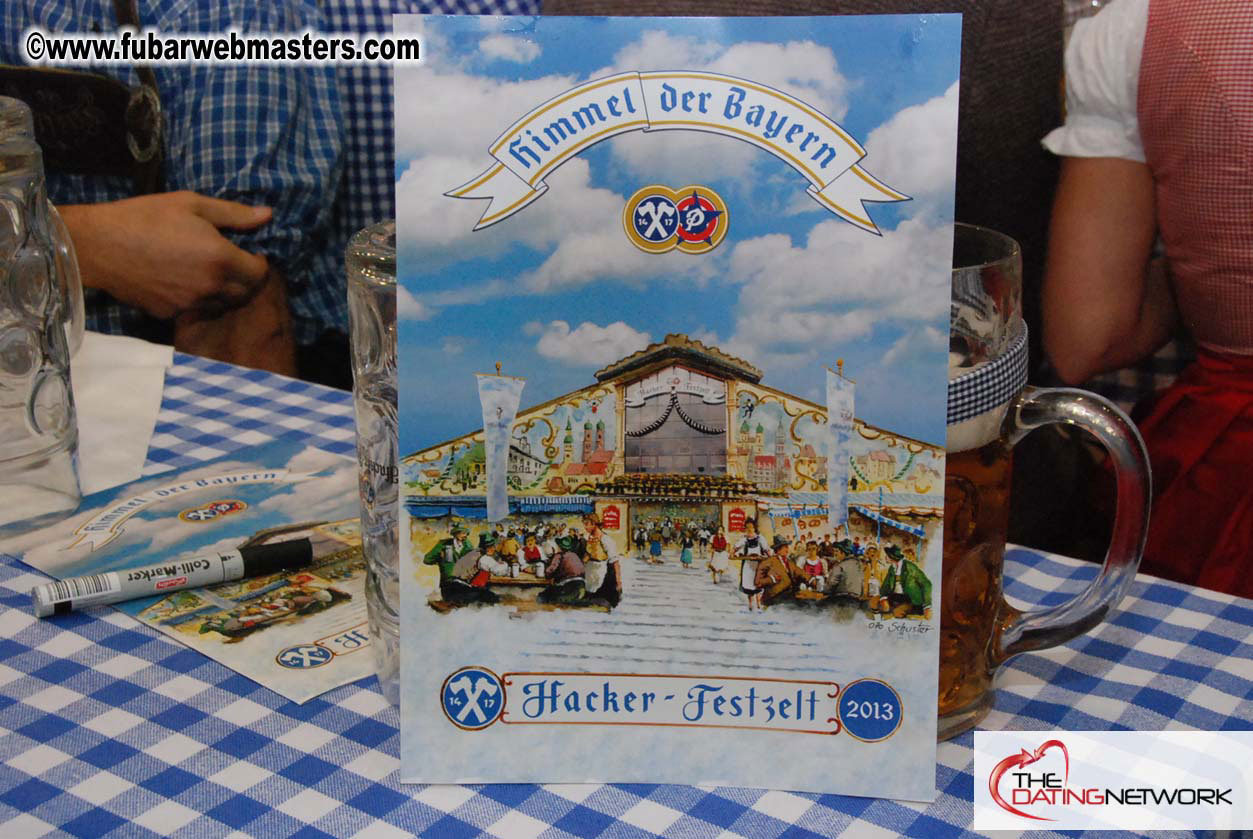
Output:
(2, 1), (345, 383)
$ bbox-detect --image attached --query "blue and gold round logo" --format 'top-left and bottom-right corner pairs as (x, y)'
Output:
(624, 184), (728, 254)
(440, 666), (505, 730)
(178, 499), (248, 523)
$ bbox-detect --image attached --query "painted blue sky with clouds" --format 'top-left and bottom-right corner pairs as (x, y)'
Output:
(394, 14), (960, 454)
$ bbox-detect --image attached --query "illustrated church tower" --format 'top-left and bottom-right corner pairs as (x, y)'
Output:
(774, 420), (787, 490)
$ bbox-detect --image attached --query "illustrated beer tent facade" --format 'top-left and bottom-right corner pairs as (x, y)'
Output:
(402, 335), (943, 551)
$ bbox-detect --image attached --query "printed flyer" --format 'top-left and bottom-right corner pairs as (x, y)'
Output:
(3, 437), (373, 704)
(396, 14), (960, 798)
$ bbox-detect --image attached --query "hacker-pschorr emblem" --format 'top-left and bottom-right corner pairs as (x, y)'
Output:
(624, 184), (728, 254)
(440, 666), (505, 730)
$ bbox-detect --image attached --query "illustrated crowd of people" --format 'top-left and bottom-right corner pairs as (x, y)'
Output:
(633, 515), (932, 618)
(423, 510), (931, 620)
(424, 514), (622, 610)
(198, 581), (346, 640)
(631, 516), (720, 570)
(737, 519), (932, 618)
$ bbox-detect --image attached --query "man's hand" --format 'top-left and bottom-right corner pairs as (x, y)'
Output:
(58, 191), (271, 319)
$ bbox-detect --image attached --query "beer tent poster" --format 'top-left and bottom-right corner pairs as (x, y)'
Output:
(394, 14), (958, 799)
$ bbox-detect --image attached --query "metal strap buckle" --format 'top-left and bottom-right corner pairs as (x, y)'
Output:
(124, 83), (161, 164)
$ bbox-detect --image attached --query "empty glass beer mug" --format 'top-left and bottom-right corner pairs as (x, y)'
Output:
(347, 221), (399, 704)
(0, 97), (83, 532)
(939, 224), (1151, 739)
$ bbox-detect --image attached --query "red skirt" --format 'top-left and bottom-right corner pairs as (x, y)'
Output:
(1136, 348), (1253, 598)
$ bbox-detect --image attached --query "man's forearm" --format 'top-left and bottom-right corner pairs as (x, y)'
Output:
(56, 204), (119, 295)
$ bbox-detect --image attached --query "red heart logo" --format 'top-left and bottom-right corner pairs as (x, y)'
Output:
(988, 739), (1069, 821)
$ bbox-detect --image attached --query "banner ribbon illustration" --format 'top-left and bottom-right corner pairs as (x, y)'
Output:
(66, 469), (309, 551)
(447, 71), (909, 235)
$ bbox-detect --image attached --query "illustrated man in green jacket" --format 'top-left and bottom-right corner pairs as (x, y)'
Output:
(423, 524), (498, 605)
(881, 544), (932, 620)
(424, 524), (474, 580)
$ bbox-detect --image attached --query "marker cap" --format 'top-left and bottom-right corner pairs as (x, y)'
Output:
(239, 538), (314, 576)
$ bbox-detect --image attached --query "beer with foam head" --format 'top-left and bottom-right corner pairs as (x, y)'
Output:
(937, 225), (1150, 739)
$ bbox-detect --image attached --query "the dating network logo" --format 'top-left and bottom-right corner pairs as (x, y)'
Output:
(986, 736), (1235, 823)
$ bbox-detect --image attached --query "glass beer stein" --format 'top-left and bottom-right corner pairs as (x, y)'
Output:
(347, 221), (400, 704)
(0, 97), (83, 532)
(939, 224), (1151, 739)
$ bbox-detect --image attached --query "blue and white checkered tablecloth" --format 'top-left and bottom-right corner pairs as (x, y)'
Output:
(1, 354), (1250, 838)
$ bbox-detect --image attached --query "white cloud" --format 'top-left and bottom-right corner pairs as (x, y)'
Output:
(397, 155), (616, 264)
(393, 15), (447, 58)
(861, 82), (959, 216)
(533, 320), (651, 367)
(390, 33), (863, 303)
(395, 156), (494, 253)
(731, 216), (949, 313)
(397, 286), (432, 320)
(392, 60), (678, 298)
(605, 32), (851, 120)
(718, 215), (952, 370)
(394, 68), (576, 163)
(287, 446), (347, 475)
(517, 225), (701, 295)
(607, 120), (759, 187)
(688, 327), (721, 347)
(479, 34), (541, 63)
(251, 463), (358, 523)
(881, 324), (948, 366)
(441, 337), (469, 355)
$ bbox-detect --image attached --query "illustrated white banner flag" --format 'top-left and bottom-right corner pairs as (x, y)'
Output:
(477, 373), (525, 522)
(826, 368), (855, 529)
(448, 71), (908, 234)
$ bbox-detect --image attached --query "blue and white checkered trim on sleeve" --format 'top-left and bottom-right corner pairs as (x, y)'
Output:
(947, 325), (1030, 426)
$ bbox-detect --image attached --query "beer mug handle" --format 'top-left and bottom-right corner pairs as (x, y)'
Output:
(991, 386), (1151, 664)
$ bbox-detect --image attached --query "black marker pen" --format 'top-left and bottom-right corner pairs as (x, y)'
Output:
(31, 538), (314, 617)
